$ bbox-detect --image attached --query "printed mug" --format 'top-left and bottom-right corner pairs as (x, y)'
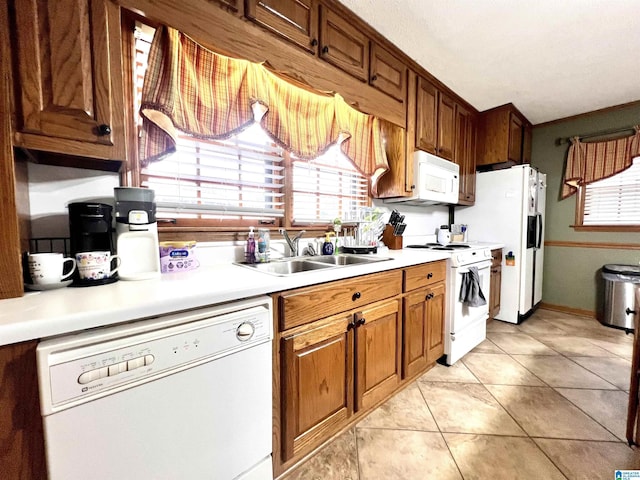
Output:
(27, 253), (76, 285)
(75, 251), (121, 280)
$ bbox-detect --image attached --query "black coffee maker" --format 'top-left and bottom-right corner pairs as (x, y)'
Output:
(68, 202), (117, 286)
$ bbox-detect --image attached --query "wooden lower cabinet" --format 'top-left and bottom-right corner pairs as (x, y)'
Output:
(281, 312), (354, 461)
(275, 263), (446, 476)
(403, 280), (445, 378)
(280, 297), (400, 463)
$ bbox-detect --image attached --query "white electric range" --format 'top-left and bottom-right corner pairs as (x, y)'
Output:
(407, 243), (492, 364)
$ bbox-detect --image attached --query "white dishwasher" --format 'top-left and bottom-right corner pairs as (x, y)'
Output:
(36, 296), (273, 480)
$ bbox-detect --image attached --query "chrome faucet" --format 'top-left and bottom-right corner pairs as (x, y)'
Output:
(279, 228), (306, 257)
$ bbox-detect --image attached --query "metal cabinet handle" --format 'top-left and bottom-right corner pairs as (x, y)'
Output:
(627, 308), (637, 316)
(347, 320), (356, 330)
(322, 46), (329, 54)
(425, 292), (434, 300)
(371, 74), (378, 82)
(97, 124), (111, 136)
(352, 292), (361, 301)
(427, 272), (433, 279)
(356, 317), (366, 326)
(310, 38), (318, 47)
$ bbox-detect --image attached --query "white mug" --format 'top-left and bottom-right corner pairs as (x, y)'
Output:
(75, 251), (121, 280)
(28, 253), (76, 285)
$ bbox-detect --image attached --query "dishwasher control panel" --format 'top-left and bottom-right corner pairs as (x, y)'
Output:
(38, 300), (272, 414)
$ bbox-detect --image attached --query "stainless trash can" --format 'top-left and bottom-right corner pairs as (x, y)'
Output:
(601, 264), (640, 331)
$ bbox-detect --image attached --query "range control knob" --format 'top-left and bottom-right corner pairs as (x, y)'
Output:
(236, 321), (255, 341)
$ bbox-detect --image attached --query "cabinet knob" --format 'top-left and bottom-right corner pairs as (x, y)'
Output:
(371, 74), (378, 82)
(425, 292), (434, 300)
(310, 38), (318, 47)
(356, 317), (366, 326)
(427, 272), (433, 279)
(97, 124), (111, 136)
(347, 320), (356, 330)
(352, 292), (361, 301)
(322, 46), (329, 54)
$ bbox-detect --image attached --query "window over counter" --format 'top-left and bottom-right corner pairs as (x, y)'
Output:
(577, 156), (640, 229)
(131, 22), (371, 230)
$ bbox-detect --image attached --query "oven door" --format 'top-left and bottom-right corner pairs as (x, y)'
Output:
(446, 259), (491, 365)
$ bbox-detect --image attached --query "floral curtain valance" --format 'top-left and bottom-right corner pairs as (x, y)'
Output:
(561, 125), (640, 199)
(139, 26), (389, 195)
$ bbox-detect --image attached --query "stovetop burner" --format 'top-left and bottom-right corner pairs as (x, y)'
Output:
(406, 243), (471, 251)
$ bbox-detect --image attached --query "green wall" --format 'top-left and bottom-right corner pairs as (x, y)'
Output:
(532, 102), (640, 316)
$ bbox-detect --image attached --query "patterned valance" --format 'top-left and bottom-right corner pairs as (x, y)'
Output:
(139, 26), (389, 195)
(561, 126), (640, 199)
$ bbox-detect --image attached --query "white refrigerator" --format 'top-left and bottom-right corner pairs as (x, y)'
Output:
(455, 165), (546, 324)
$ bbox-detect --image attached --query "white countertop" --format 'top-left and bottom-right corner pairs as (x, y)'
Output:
(0, 243), (503, 346)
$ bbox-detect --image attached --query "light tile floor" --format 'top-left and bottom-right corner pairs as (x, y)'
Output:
(281, 309), (640, 480)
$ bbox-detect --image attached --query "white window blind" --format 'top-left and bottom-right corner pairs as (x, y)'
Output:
(292, 145), (369, 223)
(583, 156), (640, 225)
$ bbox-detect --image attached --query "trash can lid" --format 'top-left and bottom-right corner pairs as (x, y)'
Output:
(603, 264), (640, 276)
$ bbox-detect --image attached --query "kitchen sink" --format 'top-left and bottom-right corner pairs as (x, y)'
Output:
(308, 254), (391, 266)
(235, 254), (392, 276)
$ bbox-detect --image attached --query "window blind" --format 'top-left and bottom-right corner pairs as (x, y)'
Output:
(291, 145), (368, 223)
(141, 125), (285, 219)
(583, 156), (640, 225)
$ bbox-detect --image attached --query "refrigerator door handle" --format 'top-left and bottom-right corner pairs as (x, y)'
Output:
(536, 213), (543, 248)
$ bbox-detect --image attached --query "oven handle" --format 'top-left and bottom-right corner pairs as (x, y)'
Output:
(454, 260), (492, 274)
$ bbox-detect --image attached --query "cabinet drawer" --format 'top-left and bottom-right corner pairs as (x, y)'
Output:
(404, 261), (446, 292)
(491, 249), (502, 267)
(279, 270), (402, 330)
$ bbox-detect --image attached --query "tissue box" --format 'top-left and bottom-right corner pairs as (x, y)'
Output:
(159, 241), (199, 273)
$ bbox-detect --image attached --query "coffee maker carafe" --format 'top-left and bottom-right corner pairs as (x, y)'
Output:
(68, 202), (117, 286)
(114, 187), (160, 280)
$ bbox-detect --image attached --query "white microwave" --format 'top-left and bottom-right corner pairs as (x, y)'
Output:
(385, 151), (459, 206)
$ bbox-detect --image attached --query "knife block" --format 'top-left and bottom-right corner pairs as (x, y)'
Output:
(382, 224), (403, 250)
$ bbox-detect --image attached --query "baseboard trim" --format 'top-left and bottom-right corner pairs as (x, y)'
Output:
(539, 302), (595, 319)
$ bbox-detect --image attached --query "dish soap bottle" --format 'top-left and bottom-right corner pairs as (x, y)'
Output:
(245, 226), (256, 264)
(322, 232), (335, 255)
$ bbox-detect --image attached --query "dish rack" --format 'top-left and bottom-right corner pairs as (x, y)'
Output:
(341, 208), (385, 254)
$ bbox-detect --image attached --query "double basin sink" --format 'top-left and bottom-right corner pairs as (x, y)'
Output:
(236, 254), (392, 276)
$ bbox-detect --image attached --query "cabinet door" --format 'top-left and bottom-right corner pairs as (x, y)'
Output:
(490, 266), (502, 319)
(13, 0), (125, 160)
(369, 43), (406, 102)
(508, 113), (524, 163)
(403, 289), (429, 378)
(415, 77), (438, 154)
(425, 282), (446, 364)
(281, 313), (353, 461)
(522, 124), (532, 164)
(437, 92), (455, 160)
(319, 6), (369, 81)
(454, 103), (476, 205)
(245, 0), (318, 53)
(355, 299), (401, 411)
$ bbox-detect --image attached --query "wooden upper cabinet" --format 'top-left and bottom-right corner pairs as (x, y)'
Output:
(437, 92), (455, 161)
(508, 113), (524, 163)
(245, 0), (318, 53)
(210, 0), (243, 15)
(415, 77), (438, 154)
(12, 0), (125, 161)
(415, 77), (455, 160)
(319, 6), (369, 82)
(477, 103), (531, 167)
(454, 103), (476, 205)
(369, 43), (406, 102)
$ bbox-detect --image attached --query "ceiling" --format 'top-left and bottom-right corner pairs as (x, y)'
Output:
(337, 0), (640, 125)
